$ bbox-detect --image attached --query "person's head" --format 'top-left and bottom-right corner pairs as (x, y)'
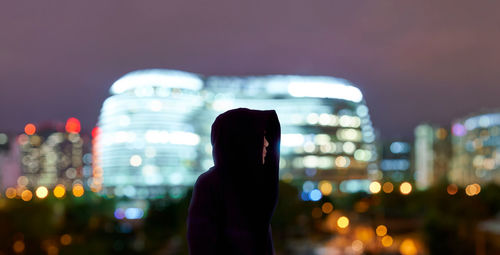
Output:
(210, 108), (280, 169)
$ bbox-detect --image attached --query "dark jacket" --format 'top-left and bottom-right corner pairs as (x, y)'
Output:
(187, 108), (281, 255)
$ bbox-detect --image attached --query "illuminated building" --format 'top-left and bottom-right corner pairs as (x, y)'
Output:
(205, 75), (377, 195)
(450, 112), (500, 185)
(16, 120), (91, 189)
(95, 69), (204, 199)
(380, 140), (412, 183)
(96, 70), (378, 199)
(413, 124), (451, 189)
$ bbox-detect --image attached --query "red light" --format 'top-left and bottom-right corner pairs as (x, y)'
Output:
(92, 126), (100, 138)
(24, 123), (36, 135)
(65, 118), (81, 133)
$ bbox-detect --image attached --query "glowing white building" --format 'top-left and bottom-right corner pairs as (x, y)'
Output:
(94, 69), (204, 199)
(96, 70), (378, 199)
(204, 75), (377, 196)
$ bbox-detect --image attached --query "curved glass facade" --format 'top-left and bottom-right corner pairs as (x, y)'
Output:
(94, 69), (204, 198)
(450, 112), (500, 185)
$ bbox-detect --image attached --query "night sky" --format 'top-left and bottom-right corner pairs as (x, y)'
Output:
(2, 0), (500, 140)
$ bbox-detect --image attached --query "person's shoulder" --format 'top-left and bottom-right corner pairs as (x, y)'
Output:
(194, 167), (218, 190)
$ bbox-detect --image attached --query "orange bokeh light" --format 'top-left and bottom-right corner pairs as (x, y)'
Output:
(447, 184), (458, 195)
(24, 123), (36, 135)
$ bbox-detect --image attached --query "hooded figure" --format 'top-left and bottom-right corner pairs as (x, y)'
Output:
(187, 108), (281, 255)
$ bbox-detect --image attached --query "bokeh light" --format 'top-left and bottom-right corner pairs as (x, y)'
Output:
(24, 123), (36, 135)
(319, 180), (333, 195)
(13, 240), (25, 253)
(465, 183), (481, 196)
(60, 234), (72, 245)
(381, 235), (393, 247)
(376, 225), (387, 236)
(400, 238), (418, 255)
(6, 187), (17, 199)
(369, 181), (381, 194)
(36, 186), (49, 199)
(352, 240), (363, 253)
(382, 182), (394, 193)
(65, 117), (81, 133)
(309, 189), (322, 201)
(130, 155), (142, 167)
(72, 184), (84, 197)
(17, 176), (29, 187)
(400, 182), (412, 195)
(447, 184), (458, 195)
(337, 216), (349, 228)
(321, 202), (334, 214)
(53, 184), (66, 198)
(21, 190), (33, 201)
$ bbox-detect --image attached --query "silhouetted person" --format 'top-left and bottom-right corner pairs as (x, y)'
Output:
(187, 108), (281, 255)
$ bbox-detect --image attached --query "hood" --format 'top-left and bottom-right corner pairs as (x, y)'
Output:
(211, 108), (281, 170)
(210, 108), (281, 224)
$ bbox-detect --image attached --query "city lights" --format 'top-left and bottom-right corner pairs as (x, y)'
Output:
(65, 117), (81, 133)
(400, 238), (418, 255)
(287, 78), (363, 102)
(21, 190), (32, 201)
(376, 225), (387, 236)
(319, 181), (333, 195)
(382, 182), (394, 193)
(381, 235), (393, 247)
(321, 202), (334, 214)
(5, 187), (16, 199)
(35, 186), (49, 199)
(337, 216), (349, 228)
(400, 182), (412, 195)
(53, 184), (66, 198)
(72, 184), (84, 197)
(369, 181), (381, 194)
(24, 123), (36, 135)
(465, 183), (481, 196)
(446, 184), (458, 195)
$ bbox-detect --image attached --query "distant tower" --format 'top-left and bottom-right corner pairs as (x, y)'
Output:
(94, 69), (204, 199)
(414, 124), (451, 189)
(414, 124), (435, 189)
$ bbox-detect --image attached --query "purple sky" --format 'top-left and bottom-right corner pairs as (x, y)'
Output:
(1, 0), (500, 139)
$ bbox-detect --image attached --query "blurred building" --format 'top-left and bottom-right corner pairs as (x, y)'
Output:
(414, 124), (451, 189)
(95, 70), (378, 199)
(380, 140), (412, 182)
(94, 69), (205, 199)
(450, 112), (500, 186)
(15, 120), (91, 190)
(205, 75), (377, 196)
